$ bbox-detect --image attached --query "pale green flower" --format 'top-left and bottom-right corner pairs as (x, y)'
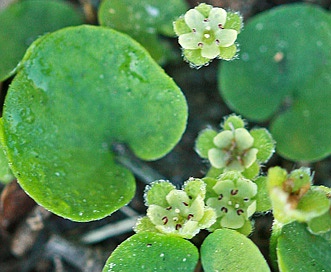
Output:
(205, 172), (257, 230)
(135, 179), (216, 239)
(208, 128), (258, 171)
(173, 3), (242, 66)
(178, 7), (237, 59)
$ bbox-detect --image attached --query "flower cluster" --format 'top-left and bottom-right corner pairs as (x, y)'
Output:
(134, 178), (216, 239)
(204, 171), (257, 234)
(195, 115), (275, 178)
(267, 167), (331, 234)
(173, 3), (242, 67)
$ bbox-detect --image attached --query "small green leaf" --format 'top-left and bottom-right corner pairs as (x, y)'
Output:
(145, 181), (176, 207)
(103, 232), (199, 272)
(0, 0), (83, 81)
(222, 114), (245, 130)
(296, 188), (330, 219)
(254, 176), (271, 212)
(173, 17), (191, 36)
(250, 128), (275, 163)
(182, 49), (210, 68)
(242, 161), (260, 180)
(277, 222), (331, 272)
(224, 12), (243, 33)
(307, 210), (331, 234)
(2, 25), (188, 221)
(201, 229), (270, 272)
(219, 44), (238, 60)
(195, 128), (217, 158)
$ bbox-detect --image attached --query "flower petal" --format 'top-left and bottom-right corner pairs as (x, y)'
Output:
(178, 33), (201, 49)
(235, 128), (254, 150)
(215, 29), (238, 47)
(184, 9), (205, 32)
(209, 7), (227, 30)
(213, 130), (233, 148)
(201, 43), (220, 59)
(208, 148), (228, 168)
(221, 209), (245, 229)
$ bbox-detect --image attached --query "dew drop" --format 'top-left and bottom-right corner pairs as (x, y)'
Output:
(255, 23), (264, 31)
(241, 53), (249, 61)
(160, 253), (164, 257)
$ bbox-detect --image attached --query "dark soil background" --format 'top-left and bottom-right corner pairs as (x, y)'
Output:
(1, 0), (331, 271)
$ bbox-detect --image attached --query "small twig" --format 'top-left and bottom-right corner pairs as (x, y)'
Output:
(120, 205), (139, 217)
(45, 234), (105, 272)
(10, 205), (51, 257)
(80, 214), (141, 244)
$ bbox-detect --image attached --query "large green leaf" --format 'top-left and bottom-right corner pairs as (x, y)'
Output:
(277, 222), (331, 271)
(0, 0), (83, 81)
(219, 4), (331, 162)
(201, 229), (270, 271)
(98, 0), (189, 64)
(103, 232), (199, 272)
(2, 25), (188, 221)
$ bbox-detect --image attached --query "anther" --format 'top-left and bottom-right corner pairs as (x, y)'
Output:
(166, 206), (172, 210)
(243, 197), (249, 202)
(231, 189), (239, 195)
(218, 23), (224, 29)
(203, 18), (209, 22)
(175, 224), (182, 230)
(192, 28), (197, 33)
(187, 214), (194, 220)
(182, 202), (188, 206)
(237, 209), (244, 215)
(198, 42), (203, 48)
(162, 216), (168, 225)
(218, 194), (223, 200)
(215, 39), (220, 45)
(221, 207), (228, 213)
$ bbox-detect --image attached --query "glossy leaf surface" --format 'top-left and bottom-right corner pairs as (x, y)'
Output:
(219, 4), (331, 162)
(201, 229), (270, 271)
(98, 0), (189, 64)
(2, 25), (188, 221)
(0, 0), (83, 81)
(103, 232), (198, 271)
(277, 221), (331, 271)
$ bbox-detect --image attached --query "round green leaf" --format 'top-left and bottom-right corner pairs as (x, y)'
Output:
(219, 4), (331, 162)
(201, 229), (270, 272)
(2, 25), (188, 221)
(103, 232), (199, 272)
(0, 0), (83, 81)
(195, 128), (217, 159)
(98, 0), (189, 64)
(277, 221), (331, 272)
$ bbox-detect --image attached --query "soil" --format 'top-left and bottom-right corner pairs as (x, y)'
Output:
(0, 0), (331, 271)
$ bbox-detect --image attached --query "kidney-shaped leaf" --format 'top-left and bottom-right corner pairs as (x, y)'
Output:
(201, 229), (270, 272)
(219, 4), (331, 162)
(103, 232), (198, 272)
(0, 0), (83, 81)
(2, 25), (188, 221)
